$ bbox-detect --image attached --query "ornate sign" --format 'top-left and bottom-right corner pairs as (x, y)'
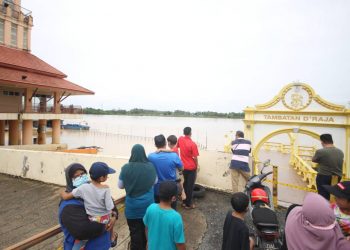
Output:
(281, 84), (312, 111)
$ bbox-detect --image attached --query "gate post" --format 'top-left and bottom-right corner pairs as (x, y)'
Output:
(272, 165), (278, 208)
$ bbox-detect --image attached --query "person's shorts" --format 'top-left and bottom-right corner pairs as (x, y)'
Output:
(89, 214), (110, 224)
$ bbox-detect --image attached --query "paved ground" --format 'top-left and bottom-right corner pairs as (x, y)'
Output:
(0, 174), (289, 250)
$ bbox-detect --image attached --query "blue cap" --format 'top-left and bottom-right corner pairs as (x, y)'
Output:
(89, 162), (116, 180)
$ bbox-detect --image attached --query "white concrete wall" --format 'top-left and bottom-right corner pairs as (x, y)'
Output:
(0, 148), (128, 199)
(196, 150), (232, 191)
(0, 143), (68, 151)
(0, 148), (234, 198)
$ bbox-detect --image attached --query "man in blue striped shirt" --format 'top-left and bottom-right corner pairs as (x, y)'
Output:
(230, 131), (251, 192)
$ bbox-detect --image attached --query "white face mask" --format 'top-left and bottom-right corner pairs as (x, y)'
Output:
(72, 174), (89, 187)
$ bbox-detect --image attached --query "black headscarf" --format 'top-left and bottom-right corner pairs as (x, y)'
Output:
(65, 163), (87, 192)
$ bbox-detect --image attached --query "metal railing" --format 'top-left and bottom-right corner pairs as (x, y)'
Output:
(1, 0), (32, 23)
(60, 105), (83, 114)
(262, 142), (291, 154)
(290, 153), (317, 189)
(17, 104), (83, 114)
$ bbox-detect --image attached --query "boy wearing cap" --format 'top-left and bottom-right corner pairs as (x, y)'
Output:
(61, 161), (117, 247)
(143, 181), (186, 250)
(324, 181), (350, 238)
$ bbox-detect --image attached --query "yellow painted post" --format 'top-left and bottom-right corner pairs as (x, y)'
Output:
(252, 156), (258, 175)
(273, 165), (278, 208)
(330, 175), (340, 203)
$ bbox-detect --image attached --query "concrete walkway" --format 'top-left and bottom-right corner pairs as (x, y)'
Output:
(0, 174), (207, 250)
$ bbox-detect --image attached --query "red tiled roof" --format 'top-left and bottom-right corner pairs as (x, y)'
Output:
(0, 67), (94, 95)
(0, 45), (94, 95)
(0, 45), (66, 77)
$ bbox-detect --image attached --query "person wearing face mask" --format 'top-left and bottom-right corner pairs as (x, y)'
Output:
(59, 163), (117, 250)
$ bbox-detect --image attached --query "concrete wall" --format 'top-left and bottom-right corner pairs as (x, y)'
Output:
(0, 148), (234, 199)
(0, 94), (22, 112)
(0, 143), (68, 151)
(0, 148), (129, 199)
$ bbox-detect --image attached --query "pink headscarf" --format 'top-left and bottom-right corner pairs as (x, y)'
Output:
(285, 193), (350, 250)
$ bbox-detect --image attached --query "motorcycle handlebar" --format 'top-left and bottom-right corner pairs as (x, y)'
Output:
(256, 171), (273, 183)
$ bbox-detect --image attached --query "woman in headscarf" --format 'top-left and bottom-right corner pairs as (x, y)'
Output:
(59, 163), (117, 250)
(285, 192), (350, 250)
(118, 144), (157, 250)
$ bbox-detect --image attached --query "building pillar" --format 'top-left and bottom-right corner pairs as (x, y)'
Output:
(54, 92), (62, 114)
(52, 119), (61, 144)
(24, 88), (33, 113)
(0, 120), (5, 146)
(22, 120), (33, 145)
(39, 96), (47, 112)
(9, 120), (20, 145)
(37, 119), (47, 144)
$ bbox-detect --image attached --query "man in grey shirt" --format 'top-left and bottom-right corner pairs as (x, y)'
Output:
(312, 134), (344, 200)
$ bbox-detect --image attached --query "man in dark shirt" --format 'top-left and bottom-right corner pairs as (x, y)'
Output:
(312, 133), (344, 200)
(222, 192), (253, 250)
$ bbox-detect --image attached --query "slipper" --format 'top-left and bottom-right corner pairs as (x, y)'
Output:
(111, 233), (118, 247)
(184, 204), (196, 209)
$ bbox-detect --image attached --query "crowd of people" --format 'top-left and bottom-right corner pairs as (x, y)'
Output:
(58, 129), (349, 250)
(59, 126), (199, 250)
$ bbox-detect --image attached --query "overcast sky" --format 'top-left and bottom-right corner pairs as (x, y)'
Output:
(22, 0), (350, 112)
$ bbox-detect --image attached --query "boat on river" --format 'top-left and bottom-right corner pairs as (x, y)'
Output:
(61, 121), (90, 130)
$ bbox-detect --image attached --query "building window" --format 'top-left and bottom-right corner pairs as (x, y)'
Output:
(3, 91), (20, 96)
(11, 23), (17, 47)
(23, 27), (28, 49)
(0, 19), (4, 44)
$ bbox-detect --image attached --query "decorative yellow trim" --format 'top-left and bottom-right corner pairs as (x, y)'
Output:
(252, 110), (349, 116)
(254, 82), (346, 112)
(314, 95), (345, 112)
(255, 96), (281, 110)
(252, 128), (320, 163)
(281, 84), (313, 111)
(243, 119), (350, 128)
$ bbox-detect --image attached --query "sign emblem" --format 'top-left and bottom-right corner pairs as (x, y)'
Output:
(282, 84), (312, 111)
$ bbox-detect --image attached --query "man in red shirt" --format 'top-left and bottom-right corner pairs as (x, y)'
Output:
(177, 127), (199, 209)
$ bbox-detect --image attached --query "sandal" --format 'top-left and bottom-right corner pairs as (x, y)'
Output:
(111, 233), (118, 247)
(184, 204), (196, 209)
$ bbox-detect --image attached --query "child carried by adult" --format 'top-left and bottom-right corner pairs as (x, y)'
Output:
(61, 161), (118, 248)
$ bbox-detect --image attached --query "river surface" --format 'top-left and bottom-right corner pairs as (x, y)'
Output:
(60, 115), (244, 156)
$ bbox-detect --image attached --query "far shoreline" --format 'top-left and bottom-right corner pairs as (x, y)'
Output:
(83, 107), (244, 119)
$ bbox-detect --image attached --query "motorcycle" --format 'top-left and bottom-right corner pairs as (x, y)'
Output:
(244, 160), (283, 250)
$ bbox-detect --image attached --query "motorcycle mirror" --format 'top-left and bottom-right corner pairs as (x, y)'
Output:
(260, 159), (271, 174)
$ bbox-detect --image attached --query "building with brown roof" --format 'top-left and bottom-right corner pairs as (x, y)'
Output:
(0, 0), (93, 146)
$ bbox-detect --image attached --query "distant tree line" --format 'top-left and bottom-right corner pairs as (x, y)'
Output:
(83, 107), (244, 119)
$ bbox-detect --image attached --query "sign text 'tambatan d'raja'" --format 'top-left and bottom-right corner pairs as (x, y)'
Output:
(263, 115), (335, 123)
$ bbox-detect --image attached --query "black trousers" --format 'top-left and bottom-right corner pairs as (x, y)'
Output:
(183, 169), (197, 207)
(126, 218), (146, 250)
(316, 174), (341, 201)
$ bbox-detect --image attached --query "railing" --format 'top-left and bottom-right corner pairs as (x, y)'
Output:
(60, 105), (83, 114)
(262, 142), (291, 154)
(18, 104), (83, 114)
(1, 0), (32, 17)
(290, 153), (317, 189)
(4, 196), (125, 250)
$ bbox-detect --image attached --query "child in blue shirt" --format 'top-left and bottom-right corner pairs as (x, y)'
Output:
(143, 181), (186, 250)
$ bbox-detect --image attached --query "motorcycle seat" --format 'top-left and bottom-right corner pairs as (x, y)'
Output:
(252, 207), (279, 228)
